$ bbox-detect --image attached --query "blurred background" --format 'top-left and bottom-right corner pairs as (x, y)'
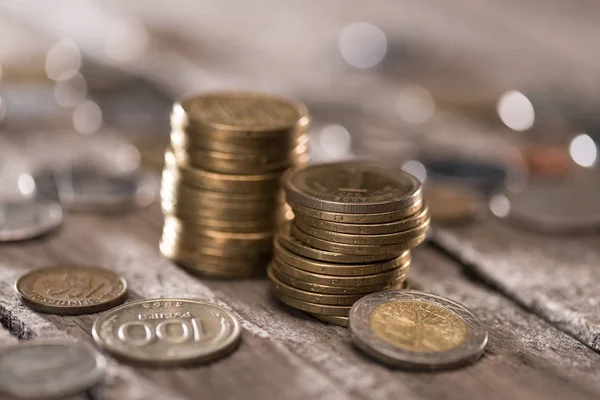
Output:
(1, 0), (599, 205)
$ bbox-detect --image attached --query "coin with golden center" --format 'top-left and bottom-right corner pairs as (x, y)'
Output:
(15, 266), (128, 315)
(349, 290), (487, 369)
(284, 162), (422, 214)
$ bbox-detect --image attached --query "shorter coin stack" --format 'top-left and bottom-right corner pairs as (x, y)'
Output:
(269, 162), (429, 326)
(160, 91), (309, 278)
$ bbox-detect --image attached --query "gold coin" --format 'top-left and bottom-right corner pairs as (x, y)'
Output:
(293, 218), (430, 246)
(270, 263), (406, 295)
(160, 239), (272, 267)
(294, 204), (430, 235)
(172, 91), (309, 136)
(283, 161), (423, 214)
(291, 224), (426, 256)
(311, 313), (349, 327)
(289, 200), (424, 224)
(14, 266), (127, 315)
(273, 239), (410, 276)
(160, 232), (273, 259)
(161, 198), (282, 223)
(277, 222), (393, 263)
(273, 292), (351, 316)
(172, 257), (266, 278)
(268, 266), (362, 306)
(272, 258), (408, 287)
(424, 183), (487, 223)
(164, 151), (281, 193)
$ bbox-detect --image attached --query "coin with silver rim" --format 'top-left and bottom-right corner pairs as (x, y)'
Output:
(0, 341), (106, 400)
(349, 290), (487, 370)
(92, 298), (242, 365)
(0, 200), (63, 242)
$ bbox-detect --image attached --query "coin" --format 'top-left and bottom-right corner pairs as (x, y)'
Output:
(294, 204), (430, 234)
(270, 263), (406, 295)
(284, 161), (422, 214)
(349, 290), (488, 369)
(160, 238), (272, 265)
(15, 266), (127, 315)
(0, 200), (63, 242)
(289, 199), (424, 224)
(421, 155), (508, 193)
(291, 224), (426, 256)
(311, 313), (349, 327)
(424, 182), (487, 224)
(274, 292), (352, 316)
(0, 341), (106, 400)
(272, 258), (409, 287)
(92, 298), (242, 365)
(172, 91), (309, 135)
(268, 266), (363, 305)
(294, 218), (430, 246)
(274, 240), (410, 276)
(278, 223), (393, 263)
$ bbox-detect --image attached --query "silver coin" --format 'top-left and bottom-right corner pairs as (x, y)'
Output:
(497, 177), (600, 233)
(57, 165), (157, 211)
(0, 341), (106, 399)
(0, 200), (63, 242)
(92, 298), (242, 365)
(349, 290), (487, 370)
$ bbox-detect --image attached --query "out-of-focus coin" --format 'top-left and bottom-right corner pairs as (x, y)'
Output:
(284, 162), (422, 214)
(519, 144), (571, 178)
(424, 182), (487, 224)
(421, 155), (508, 193)
(15, 266), (128, 315)
(294, 205), (430, 234)
(268, 266), (363, 305)
(349, 290), (487, 369)
(277, 223), (393, 263)
(0, 200), (63, 242)
(291, 224), (426, 256)
(274, 292), (352, 316)
(289, 200), (424, 224)
(92, 298), (242, 365)
(0, 341), (106, 400)
(274, 240), (410, 276)
(498, 176), (600, 233)
(272, 258), (408, 287)
(311, 313), (349, 327)
(294, 218), (430, 246)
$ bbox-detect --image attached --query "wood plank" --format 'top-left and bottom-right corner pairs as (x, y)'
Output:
(1, 202), (599, 399)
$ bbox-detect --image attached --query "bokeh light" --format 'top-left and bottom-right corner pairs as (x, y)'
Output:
(569, 133), (597, 167)
(402, 160), (427, 182)
(489, 194), (511, 217)
(318, 124), (352, 158)
(339, 22), (387, 69)
(18, 173), (36, 197)
(45, 39), (82, 81)
(396, 86), (435, 124)
(105, 19), (149, 62)
(54, 73), (87, 107)
(73, 100), (102, 134)
(115, 143), (141, 173)
(497, 90), (535, 131)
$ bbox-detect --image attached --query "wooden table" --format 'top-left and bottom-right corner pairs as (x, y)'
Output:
(1, 1), (600, 399)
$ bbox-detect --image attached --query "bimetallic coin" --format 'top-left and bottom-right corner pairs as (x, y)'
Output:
(273, 239), (410, 276)
(349, 290), (488, 370)
(424, 182), (487, 224)
(291, 224), (426, 256)
(15, 266), (128, 315)
(0, 200), (63, 242)
(92, 298), (242, 365)
(294, 205), (430, 234)
(289, 200), (424, 224)
(293, 218), (430, 246)
(278, 223), (394, 263)
(268, 266), (363, 305)
(311, 313), (349, 327)
(0, 341), (106, 400)
(284, 161), (422, 214)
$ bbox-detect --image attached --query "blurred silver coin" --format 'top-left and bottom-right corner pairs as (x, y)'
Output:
(92, 298), (241, 365)
(57, 165), (157, 211)
(0, 341), (106, 399)
(349, 290), (487, 370)
(498, 176), (600, 233)
(0, 200), (63, 242)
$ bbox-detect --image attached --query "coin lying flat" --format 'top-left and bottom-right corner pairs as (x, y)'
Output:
(349, 290), (487, 369)
(0, 200), (63, 242)
(311, 313), (350, 327)
(0, 341), (106, 400)
(424, 182), (487, 224)
(15, 266), (128, 315)
(284, 162), (422, 214)
(92, 298), (242, 365)
(274, 291), (352, 316)
(290, 200), (424, 224)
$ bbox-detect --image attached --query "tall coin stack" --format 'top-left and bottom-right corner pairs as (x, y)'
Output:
(269, 162), (429, 326)
(160, 91), (310, 278)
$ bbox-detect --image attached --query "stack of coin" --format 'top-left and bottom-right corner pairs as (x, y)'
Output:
(269, 162), (429, 326)
(160, 91), (309, 278)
